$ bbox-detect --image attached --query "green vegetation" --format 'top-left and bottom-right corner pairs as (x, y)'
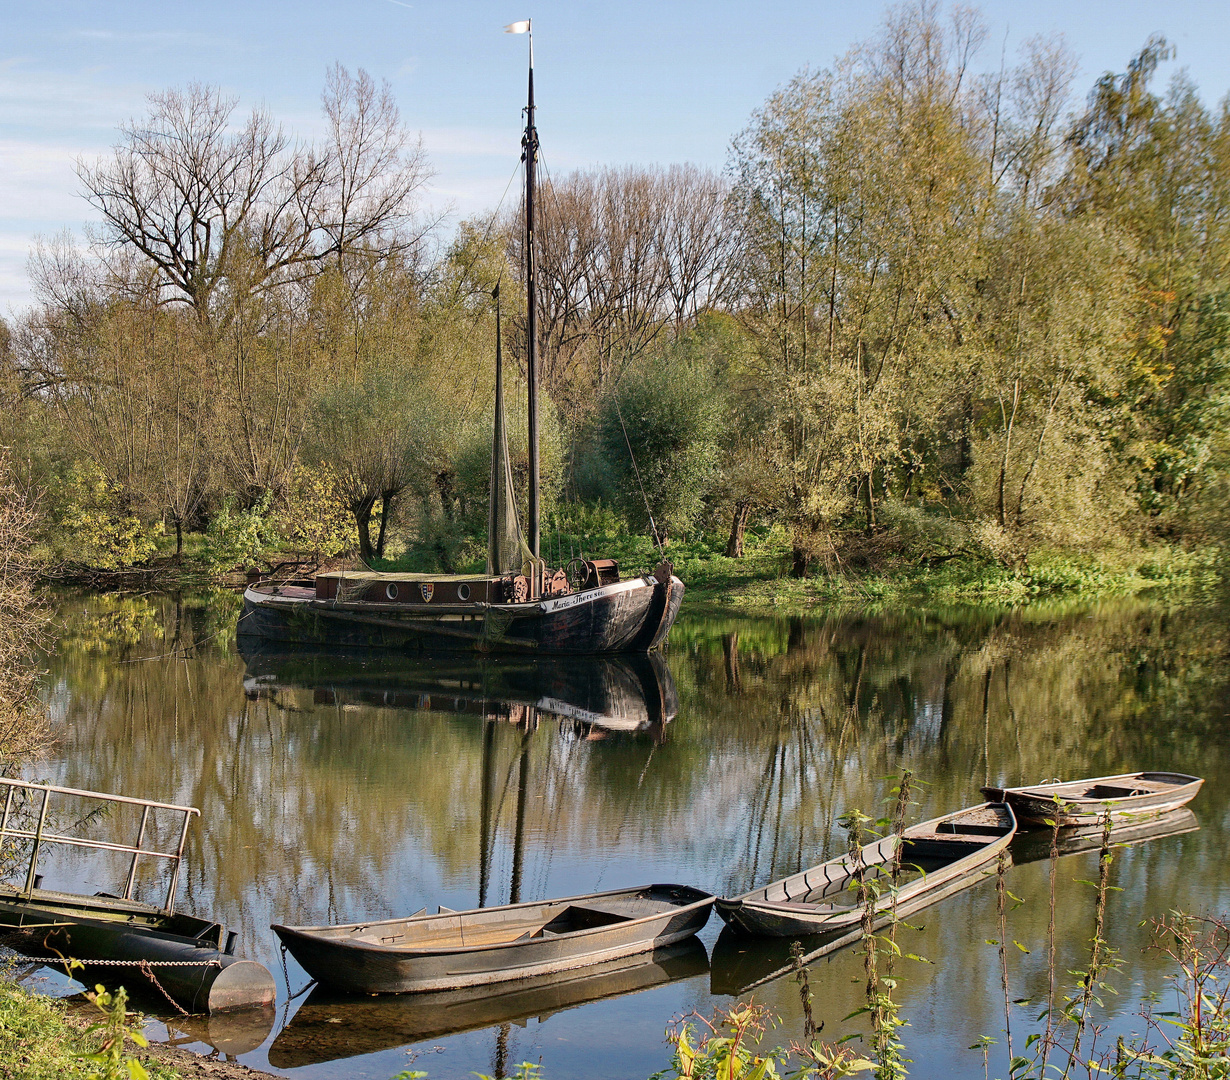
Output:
(0, 8), (1225, 601)
(0, 979), (179, 1080)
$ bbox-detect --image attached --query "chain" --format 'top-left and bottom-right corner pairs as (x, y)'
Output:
(5, 952), (222, 968)
(138, 959), (191, 1017)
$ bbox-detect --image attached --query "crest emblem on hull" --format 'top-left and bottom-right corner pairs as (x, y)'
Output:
(420, 583), (434, 602)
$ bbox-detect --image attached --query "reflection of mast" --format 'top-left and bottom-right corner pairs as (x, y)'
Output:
(478, 719), (497, 908)
(508, 716), (535, 904)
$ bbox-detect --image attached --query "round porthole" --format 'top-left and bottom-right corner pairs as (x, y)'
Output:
(458, 584), (471, 601)
(385, 584), (399, 600)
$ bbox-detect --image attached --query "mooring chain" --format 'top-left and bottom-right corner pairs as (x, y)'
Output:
(4, 953), (222, 968)
(5, 952), (219, 1016)
(138, 959), (192, 1017)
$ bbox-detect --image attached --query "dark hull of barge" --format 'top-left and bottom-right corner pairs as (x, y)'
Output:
(0, 887), (275, 1013)
(239, 573), (684, 655)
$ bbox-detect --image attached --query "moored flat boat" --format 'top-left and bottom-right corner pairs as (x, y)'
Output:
(716, 803), (1015, 938)
(272, 883), (714, 994)
(0, 777), (274, 1013)
(238, 29), (685, 658)
(981, 771), (1203, 826)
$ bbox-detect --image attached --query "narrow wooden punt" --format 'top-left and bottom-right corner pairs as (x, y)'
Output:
(271, 884), (714, 994)
(981, 771), (1203, 826)
(716, 803), (1016, 938)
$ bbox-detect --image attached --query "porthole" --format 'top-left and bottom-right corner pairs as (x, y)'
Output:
(458, 584), (471, 601)
(385, 584), (399, 600)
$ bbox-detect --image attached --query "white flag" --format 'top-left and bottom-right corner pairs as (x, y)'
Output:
(504, 20), (530, 33)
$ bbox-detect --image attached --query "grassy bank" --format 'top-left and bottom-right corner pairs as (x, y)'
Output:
(38, 517), (1224, 615)
(369, 523), (1221, 612)
(0, 977), (180, 1080)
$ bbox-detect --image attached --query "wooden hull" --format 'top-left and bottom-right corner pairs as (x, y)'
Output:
(981, 771), (1203, 826)
(268, 939), (708, 1068)
(272, 884), (713, 994)
(239, 574), (684, 655)
(0, 887), (274, 1013)
(710, 856), (1009, 994)
(716, 803), (1016, 938)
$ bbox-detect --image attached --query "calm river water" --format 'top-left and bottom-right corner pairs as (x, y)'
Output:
(19, 590), (1230, 1079)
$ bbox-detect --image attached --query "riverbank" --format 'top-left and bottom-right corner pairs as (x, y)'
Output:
(36, 524), (1224, 614)
(0, 977), (279, 1080)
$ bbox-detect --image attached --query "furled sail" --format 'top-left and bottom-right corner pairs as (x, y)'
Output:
(487, 285), (526, 575)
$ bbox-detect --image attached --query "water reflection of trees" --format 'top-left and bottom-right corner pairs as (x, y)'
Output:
(34, 593), (1230, 1026)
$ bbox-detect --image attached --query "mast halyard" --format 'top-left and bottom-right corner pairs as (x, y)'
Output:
(522, 23), (541, 579)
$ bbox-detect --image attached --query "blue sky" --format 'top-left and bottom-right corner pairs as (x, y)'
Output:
(2, 0), (1227, 313)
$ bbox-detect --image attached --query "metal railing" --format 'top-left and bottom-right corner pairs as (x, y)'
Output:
(0, 777), (199, 913)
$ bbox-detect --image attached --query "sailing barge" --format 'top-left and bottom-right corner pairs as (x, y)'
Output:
(240, 24), (683, 656)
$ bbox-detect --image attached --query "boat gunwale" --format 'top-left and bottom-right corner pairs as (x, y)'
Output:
(243, 574), (676, 619)
(271, 883), (715, 958)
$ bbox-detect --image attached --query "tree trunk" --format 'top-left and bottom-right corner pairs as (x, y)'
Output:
(375, 493), (394, 560)
(436, 471), (455, 522)
(174, 518), (183, 560)
(791, 543), (810, 578)
(862, 472), (877, 534)
(353, 496), (376, 563)
(725, 500), (750, 558)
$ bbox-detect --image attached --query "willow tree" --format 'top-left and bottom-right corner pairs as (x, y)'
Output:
(1064, 38), (1230, 531)
(729, 5), (991, 572)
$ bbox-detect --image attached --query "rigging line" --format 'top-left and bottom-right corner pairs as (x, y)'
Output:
(613, 395), (664, 556)
(449, 157), (525, 309)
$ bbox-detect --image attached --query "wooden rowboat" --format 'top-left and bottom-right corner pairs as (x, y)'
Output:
(716, 803), (1015, 938)
(271, 884), (714, 994)
(980, 771), (1203, 826)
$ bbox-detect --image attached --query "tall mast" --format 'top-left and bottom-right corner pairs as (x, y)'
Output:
(523, 24), (540, 568)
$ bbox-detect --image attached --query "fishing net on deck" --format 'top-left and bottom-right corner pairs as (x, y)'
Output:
(487, 296), (533, 577)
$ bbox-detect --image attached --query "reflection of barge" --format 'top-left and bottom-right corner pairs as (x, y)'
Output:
(239, 643), (679, 742)
(268, 939), (707, 1068)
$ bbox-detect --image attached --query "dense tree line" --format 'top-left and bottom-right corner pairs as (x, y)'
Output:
(3, 6), (1228, 576)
